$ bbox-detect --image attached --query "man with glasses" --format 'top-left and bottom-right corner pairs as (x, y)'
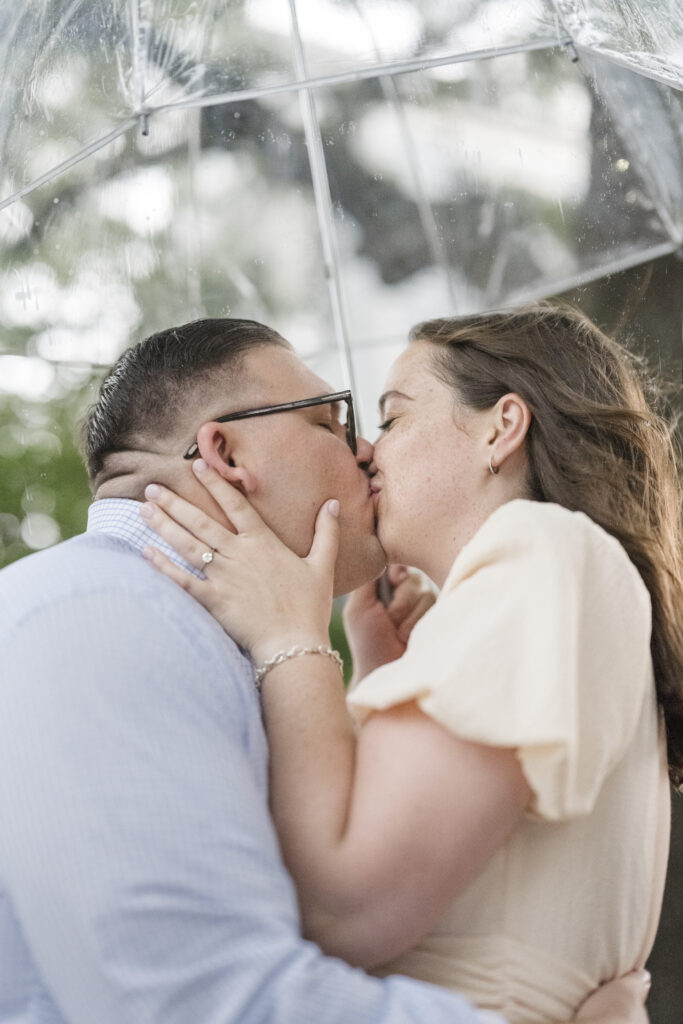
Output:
(181, 389), (358, 460)
(0, 318), (649, 1024)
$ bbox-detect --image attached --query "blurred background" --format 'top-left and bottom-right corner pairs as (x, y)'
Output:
(0, 1), (681, 1018)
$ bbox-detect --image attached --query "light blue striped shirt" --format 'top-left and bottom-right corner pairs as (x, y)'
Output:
(0, 499), (499, 1024)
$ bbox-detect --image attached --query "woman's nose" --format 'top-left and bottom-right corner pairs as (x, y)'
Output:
(355, 434), (375, 470)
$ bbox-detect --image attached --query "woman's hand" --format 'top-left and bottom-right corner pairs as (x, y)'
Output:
(344, 567), (435, 687)
(139, 460), (340, 665)
(575, 970), (650, 1024)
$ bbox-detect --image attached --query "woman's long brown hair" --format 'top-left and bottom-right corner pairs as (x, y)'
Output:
(412, 304), (683, 788)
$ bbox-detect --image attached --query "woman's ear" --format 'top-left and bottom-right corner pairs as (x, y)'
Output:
(487, 393), (532, 467)
(194, 421), (257, 494)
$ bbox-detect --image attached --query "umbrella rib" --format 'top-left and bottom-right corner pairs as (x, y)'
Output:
(287, 0), (359, 415)
(0, 119), (139, 214)
(141, 36), (571, 119)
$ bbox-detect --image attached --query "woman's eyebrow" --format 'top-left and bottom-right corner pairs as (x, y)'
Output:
(378, 390), (413, 417)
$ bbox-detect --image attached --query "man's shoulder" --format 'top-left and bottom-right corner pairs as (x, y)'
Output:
(0, 533), (245, 662)
(2, 532), (257, 713)
(1, 532), (158, 611)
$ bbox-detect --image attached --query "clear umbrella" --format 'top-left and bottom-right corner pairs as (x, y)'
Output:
(1, 0), (681, 433)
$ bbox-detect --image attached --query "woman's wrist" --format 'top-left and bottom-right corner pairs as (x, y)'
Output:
(252, 633), (333, 674)
(254, 643), (344, 690)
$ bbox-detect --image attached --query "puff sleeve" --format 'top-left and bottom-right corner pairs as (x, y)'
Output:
(347, 500), (654, 821)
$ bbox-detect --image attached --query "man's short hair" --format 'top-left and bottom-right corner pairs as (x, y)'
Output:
(82, 318), (290, 481)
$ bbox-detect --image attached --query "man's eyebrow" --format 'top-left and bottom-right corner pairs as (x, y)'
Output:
(378, 390), (413, 416)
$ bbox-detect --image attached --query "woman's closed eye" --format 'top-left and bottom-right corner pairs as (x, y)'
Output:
(378, 417), (396, 432)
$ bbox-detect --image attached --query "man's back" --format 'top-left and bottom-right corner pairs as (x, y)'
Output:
(0, 510), (487, 1024)
(0, 526), (271, 1021)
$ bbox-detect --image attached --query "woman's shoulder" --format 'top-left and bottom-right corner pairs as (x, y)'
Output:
(447, 499), (649, 613)
(477, 497), (618, 549)
(352, 498), (655, 820)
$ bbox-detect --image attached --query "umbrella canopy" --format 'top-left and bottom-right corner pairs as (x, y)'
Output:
(0, 0), (681, 559)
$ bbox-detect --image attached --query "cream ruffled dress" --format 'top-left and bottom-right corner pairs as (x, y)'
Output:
(347, 500), (670, 1023)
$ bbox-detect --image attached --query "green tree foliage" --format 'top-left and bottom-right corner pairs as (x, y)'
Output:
(0, 392), (92, 567)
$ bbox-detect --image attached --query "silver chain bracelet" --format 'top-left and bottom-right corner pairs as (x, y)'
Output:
(254, 644), (344, 691)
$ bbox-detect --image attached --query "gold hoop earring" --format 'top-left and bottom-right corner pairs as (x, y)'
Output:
(488, 452), (499, 476)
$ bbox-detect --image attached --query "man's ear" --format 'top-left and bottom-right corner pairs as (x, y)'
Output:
(194, 421), (257, 494)
(486, 393), (532, 466)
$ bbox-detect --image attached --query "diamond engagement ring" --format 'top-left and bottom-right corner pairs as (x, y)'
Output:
(201, 550), (214, 565)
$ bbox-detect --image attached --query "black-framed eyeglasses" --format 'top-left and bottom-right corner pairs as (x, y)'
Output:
(183, 389), (357, 459)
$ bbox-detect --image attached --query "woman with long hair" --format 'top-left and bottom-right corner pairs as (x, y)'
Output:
(141, 305), (682, 1022)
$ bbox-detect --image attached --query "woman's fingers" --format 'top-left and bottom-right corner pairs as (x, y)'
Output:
(396, 592), (435, 643)
(343, 580), (382, 625)
(386, 564), (409, 586)
(387, 573), (435, 631)
(140, 497), (227, 569)
(144, 478), (234, 540)
(191, 459), (264, 533)
(576, 969), (650, 1021)
(136, 474), (339, 660)
(142, 545), (205, 600)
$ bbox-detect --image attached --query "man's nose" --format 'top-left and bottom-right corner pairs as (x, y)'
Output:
(355, 435), (375, 471)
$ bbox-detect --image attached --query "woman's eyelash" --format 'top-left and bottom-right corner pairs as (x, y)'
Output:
(378, 418), (396, 431)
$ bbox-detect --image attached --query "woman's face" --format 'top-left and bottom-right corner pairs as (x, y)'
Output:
(370, 341), (500, 585)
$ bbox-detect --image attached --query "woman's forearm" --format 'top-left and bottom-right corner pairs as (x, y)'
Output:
(261, 657), (416, 967)
(261, 660), (530, 968)
(260, 655), (382, 958)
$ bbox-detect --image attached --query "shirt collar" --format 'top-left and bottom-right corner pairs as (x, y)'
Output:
(87, 498), (204, 578)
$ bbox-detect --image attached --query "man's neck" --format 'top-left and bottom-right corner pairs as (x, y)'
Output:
(94, 451), (178, 503)
(94, 452), (237, 536)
